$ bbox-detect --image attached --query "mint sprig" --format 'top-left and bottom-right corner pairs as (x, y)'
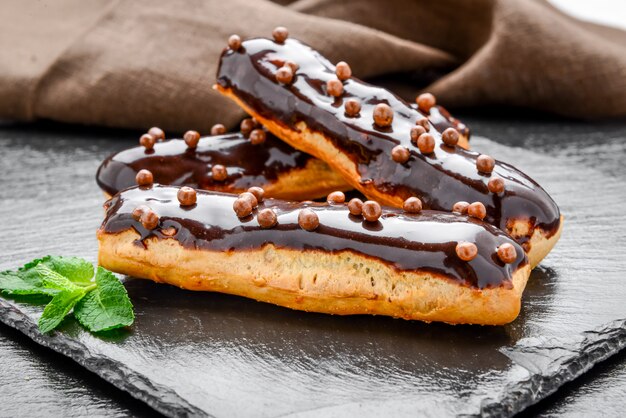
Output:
(38, 288), (88, 333)
(0, 256), (134, 334)
(74, 267), (134, 332)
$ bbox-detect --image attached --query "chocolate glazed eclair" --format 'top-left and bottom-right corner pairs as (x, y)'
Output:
(214, 33), (562, 268)
(96, 125), (349, 201)
(96, 113), (466, 201)
(98, 185), (530, 325)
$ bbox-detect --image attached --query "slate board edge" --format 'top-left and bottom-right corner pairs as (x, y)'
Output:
(0, 298), (209, 418)
(2, 295), (625, 418)
(479, 318), (626, 417)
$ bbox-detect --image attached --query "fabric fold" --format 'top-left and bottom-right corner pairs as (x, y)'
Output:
(0, 0), (624, 133)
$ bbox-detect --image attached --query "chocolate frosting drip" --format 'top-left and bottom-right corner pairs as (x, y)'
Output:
(101, 185), (528, 289)
(216, 38), (560, 239)
(96, 132), (311, 196)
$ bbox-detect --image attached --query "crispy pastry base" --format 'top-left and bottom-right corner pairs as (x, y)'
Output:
(263, 157), (351, 200)
(216, 86), (561, 268)
(98, 229), (530, 325)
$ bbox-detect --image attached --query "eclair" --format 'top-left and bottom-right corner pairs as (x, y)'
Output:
(96, 124), (349, 200)
(214, 34), (562, 267)
(98, 185), (531, 325)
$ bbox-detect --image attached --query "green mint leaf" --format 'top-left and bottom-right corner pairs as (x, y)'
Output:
(41, 256), (94, 286)
(20, 255), (94, 286)
(34, 264), (81, 292)
(11, 256), (56, 294)
(0, 270), (41, 295)
(18, 256), (53, 272)
(38, 287), (86, 333)
(0, 269), (56, 296)
(1, 255), (94, 295)
(74, 267), (134, 332)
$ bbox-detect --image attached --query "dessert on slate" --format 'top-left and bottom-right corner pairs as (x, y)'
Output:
(215, 30), (562, 268)
(97, 122), (349, 200)
(98, 184), (530, 325)
(96, 27), (563, 326)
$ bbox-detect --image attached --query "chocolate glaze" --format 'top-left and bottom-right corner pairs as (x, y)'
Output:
(426, 105), (470, 138)
(216, 38), (560, 241)
(96, 132), (310, 196)
(101, 185), (528, 289)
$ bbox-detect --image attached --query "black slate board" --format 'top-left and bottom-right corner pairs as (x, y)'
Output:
(0, 321), (156, 417)
(0, 119), (625, 417)
(522, 347), (626, 417)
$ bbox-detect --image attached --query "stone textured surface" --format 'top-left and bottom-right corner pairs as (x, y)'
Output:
(0, 119), (625, 417)
(521, 346), (626, 417)
(0, 323), (155, 418)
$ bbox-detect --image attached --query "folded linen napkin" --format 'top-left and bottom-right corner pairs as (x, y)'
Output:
(0, 0), (624, 132)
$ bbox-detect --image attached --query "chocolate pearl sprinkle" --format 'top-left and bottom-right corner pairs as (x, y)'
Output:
(416, 93), (436, 112)
(327, 191), (346, 204)
(403, 197), (422, 214)
(212, 164), (228, 181)
(177, 186), (197, 206)
(373, 103), (393, 127)
(497, 243), (517, 264)
(183, 130), (200, 149)
(276, 65), (293, 84)
(417, 133), (435, 154)
(441, 128), (459, 147)
(139, 133), (156, 150)
(348, 198), (364, 216)
(132, 205), (149, 221)
(233, 197), (253, 218)
(210, 123), (226, 136)
(391, 145), (410, 163)
(488, 176), (505, 194)
(148, 127), (165, 141)
(228, 34), (242, 51)
(247, 186), (265, 203)
(326, 78), (343, 97)
(298, 209), (319, 231)
(410, 125), (426, 144)
(467, 201), (487, 220)
(476, 155), (495, 174)
(250, 129), (266, 145)
(335, 61), (352, 81)
(272, 26), (289, 43)
(415, 117), (430, 131)
(140, 210), (159, 230)
(455, 242), (477, 261)
(285, 60), (299, 72)
(257, 208), (277, 229)
(239, 191), (258, 208)
(135, 169), (153, 186)
(240, 118), (256, 136)
(362, 200), (382, 222)
(161, 226), (177, 237)
(344, 99), (361, 117)
(452, 201), (470, 215)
